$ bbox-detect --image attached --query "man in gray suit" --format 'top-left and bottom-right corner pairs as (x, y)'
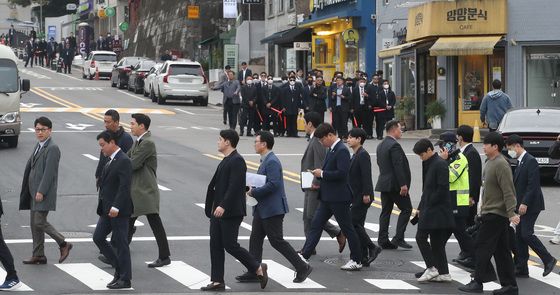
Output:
(212, 70), (241, 131)
(300, 112), (345, 254)
(215, 65), (231, 125)
(20, 117), (72, 265)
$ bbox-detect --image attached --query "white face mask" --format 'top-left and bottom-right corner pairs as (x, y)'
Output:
(289, 81), (296, 86)
(383, 84), (389, 89)
(246, 80), (253, 85)
(359, 82), (366, 87)
(508, 149), (518, 159)
(267, 79), (273, 84)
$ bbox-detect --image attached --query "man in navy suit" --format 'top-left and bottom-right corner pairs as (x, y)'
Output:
(93, 131), (133, 289)
(236, 131), (312, 284)
(301, 123), (363, 270)
(506, 135), (556, 277)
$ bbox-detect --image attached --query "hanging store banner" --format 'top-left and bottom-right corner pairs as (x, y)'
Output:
(223, 0), (237, 19)
(407, 0), (507, 41)
(224, 44), (239, 73)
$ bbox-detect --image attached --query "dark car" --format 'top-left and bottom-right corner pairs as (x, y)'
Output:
(128, 59), (156, 94)
(499, 108), (560, 175)
(110, 56), (145, 89)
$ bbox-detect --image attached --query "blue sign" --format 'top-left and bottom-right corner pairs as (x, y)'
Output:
(47, 26), (56, 40)
(78, 0), (93, 16)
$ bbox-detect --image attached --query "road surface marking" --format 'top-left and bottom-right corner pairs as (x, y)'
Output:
(20, 68), (50, 79)
(36, 87), (103, 91)
(21, 130), (104, 133)
(147, 261), (229, 290)
(194, 203), (252, 230)
(158, 184), (172, 191)
(411, 261), (501, 291)
(261, 259), (325, 289)
(88, 220), (144, 228)
(82, 154), (99, 161)
(191, 126), (202, 130)
(174, 108), (196, 115)
(20, 107), (175, 115)
(55, 263), (132, 290)
(117, 90), (148, 101)
(0, 268), (33, 291)
(528, 265), (560, 288)
(364, 279), (418, 290)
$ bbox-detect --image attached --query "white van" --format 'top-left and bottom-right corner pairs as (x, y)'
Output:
(0, 44), (30, 148)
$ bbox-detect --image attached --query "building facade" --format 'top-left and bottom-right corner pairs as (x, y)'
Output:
(377, 0), (560, 130)
(300, 0), (376, 81)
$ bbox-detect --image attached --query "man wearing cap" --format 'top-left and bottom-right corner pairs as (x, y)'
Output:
(437, 131), (475, 269)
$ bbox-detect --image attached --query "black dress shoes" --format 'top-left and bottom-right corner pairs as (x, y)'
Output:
(380, 241), (398, 250)
(235, 271), (260, 283)
(98, 255), (113, 266)
(293, 264), (312, 283)
(148, 257), (171, 268)
(107, 273), (120, 287)
(457, 257), (476, 269)
(257, 263), (268, 289)
(107, 280), (131, 289)
(544, 258), (557, 277)
(200, 282), (225, 291)
(458, 280), (483, 293)
(492, 285), (519, 295)
(23, 256), (47, 265)
(391, 238), (413, 249)
(368, 246), (382, 264)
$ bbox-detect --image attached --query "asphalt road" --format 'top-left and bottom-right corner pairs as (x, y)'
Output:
(1, 63), (560, 294)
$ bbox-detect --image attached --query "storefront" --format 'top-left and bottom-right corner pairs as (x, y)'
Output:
(261, 28), (312, 77)
(299, 0), (376, 81)
(378, 0), (507, 128)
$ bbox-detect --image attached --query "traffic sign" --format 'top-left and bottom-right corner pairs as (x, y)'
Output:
(97, 9), (106, 18)
(106, 7), (115, 17)
(187, 5), (199, 19)
(119, 22), (129, 32)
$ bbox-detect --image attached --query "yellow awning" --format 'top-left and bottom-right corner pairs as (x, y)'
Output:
(429, 36), (503, 56)
(378, 41), (419, 58)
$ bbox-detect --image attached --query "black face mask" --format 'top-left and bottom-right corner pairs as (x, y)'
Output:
(307, 80), (313, 85)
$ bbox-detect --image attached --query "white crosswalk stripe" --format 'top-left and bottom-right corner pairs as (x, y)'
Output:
(55, 263), (133, 290)
(295, 207), (379, 232)
(411, 261), (501, 291)
(147, 261), (229, 290)
(364, 279), (419, 290)
(0, 269), (33, 291)
(261, 259), (325, 289)
(528, 265), (560, 289)
(194, 203), (253, 230)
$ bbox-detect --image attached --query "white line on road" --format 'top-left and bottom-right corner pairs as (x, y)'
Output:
(55, 263), (132, 290)
(262, 259), (325, 289)
(59, 73), (83, 82)
(194, 203), (252, 230)
(147, 261), (229, 290)
(174, 108), (196, 115)
(82, 154), (99, 161)
(21, 130), (104, 133)
(364, 279), (419, 290)
(191, 126), (202, 130)
(528, 265), (560, 289)
(89, 220), (144, 228)
(158, 184), (172, 191)
(118, 90), (147, 101)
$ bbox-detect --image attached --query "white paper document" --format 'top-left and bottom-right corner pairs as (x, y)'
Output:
(246, 195), (258, 206)
(246, 172), (266, 188)
(300, 171), (314, 189)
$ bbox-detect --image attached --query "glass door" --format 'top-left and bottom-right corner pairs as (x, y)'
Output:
(458, 55), (487, 127)
(527, 49), (560, 107)
(417, 52), (437, 129)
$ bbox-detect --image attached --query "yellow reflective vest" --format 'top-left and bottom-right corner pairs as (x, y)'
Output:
(449, 152), (470, 207)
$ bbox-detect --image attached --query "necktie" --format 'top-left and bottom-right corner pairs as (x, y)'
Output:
(291, 86), (294, 92)
(101, 158), (112, 180)
(33, 144), (42, 158)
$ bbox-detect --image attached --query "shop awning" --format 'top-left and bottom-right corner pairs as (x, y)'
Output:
(260, 28), (311, 45)
(378, 41), (420, 58)
(429, 36), (503, 56)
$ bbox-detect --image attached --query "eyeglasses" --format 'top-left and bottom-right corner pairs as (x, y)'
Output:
(35, 128), (50, 133)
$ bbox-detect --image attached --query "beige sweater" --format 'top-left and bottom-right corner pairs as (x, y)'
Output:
(481, 154), (517, 218)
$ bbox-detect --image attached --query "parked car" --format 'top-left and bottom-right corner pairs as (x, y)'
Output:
(499, 107), (560, 175)
(110, 56), (145, 88)
(143, 63), (163, 100)
(82, 51), (117, 80)
(154, 59), (208, 106)
(128, 59), (156, 94)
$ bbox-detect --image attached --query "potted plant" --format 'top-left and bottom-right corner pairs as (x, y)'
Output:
(395, 96), (415, 130)
(425, 99), (446, 129)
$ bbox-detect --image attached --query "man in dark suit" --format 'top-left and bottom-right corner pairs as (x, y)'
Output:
(261, 76), (281, 134)
(378, 79), (396, 124)
(506, 135), (556, 277)
(300, 112), (344, 253)
(20, 117), (72, 265)
(309, 77), (328, 122)
(457, 125), (482, 227)
(347, 128), (381, 267)
(301, 123), (363, 270)
(352, 77), (374, 139)
(93, 131), (133, 289)
(369, 75), (384, 139)
(281, 77), (303, 137)
(239, 76), (258, 136)
(61, 43), (74, 74)
(203, 130), (268, 291)
(46, 37), (57, 68)
(302, 76), (315, 113)
(238, 62), (252, 85)
(24, 39), (35, 68)
(329, 77), (352, 140)
(8, 25), (16, 47)
(236, 131), (312, 284)
(375, 120), (413, 249)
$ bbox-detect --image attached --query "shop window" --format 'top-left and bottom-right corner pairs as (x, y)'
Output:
(400, 55), (416, 101)
(527, 48), (560, 107)
(315, 39), (328, 65)
(289, 0), (295, 10)
(460, 56), (485, 111)
(278, 0), (284, 14)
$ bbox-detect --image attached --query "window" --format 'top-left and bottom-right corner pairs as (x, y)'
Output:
(289, 0), (295, 10)
(92, 54), (117, 62)
(0, 59), (18, 93)
(268, 0), (274, 17)
(278, 0), (284, 14)
(170, 64), (201, 76)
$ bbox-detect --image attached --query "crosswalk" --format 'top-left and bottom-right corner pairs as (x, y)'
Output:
(8, 258), (560, 293)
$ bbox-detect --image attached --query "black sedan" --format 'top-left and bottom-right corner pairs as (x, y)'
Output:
(499, 108), (560, 175)
(110, 56), (145, 89)
(128, 59), (156, 94)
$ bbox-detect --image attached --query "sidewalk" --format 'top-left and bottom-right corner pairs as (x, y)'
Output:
(208, 90), (490, 140)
